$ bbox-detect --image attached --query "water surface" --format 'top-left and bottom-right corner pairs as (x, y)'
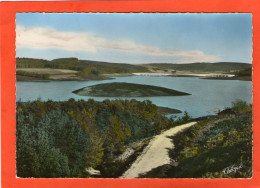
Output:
(16, 76), (252, 118)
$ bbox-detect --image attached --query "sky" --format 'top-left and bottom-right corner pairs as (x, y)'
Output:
(16, 13), (252, 64)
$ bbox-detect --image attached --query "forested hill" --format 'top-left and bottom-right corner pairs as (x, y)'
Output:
(145, 62), (252, 72)
(80, 59), (148, 73)
(16, 57), (148, 74)
(16, 57), (252, 76)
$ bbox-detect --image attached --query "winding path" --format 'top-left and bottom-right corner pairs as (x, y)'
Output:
(120, 122), (197, 178)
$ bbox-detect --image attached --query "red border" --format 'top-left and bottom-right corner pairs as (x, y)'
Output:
(1, 0), (259, 187)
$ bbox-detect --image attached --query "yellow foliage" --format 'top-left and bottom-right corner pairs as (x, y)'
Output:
(86, 131), (104, 167)
(182, 146), (199, 159)
(68, 110), (74, 117)
(109, 115), (131, 142)
(206, 134), (225, 149)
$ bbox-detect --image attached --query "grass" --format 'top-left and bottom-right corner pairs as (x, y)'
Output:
(73, 82), (191, 97)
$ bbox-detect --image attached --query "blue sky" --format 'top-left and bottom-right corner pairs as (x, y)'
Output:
(16, 13), (252, 64)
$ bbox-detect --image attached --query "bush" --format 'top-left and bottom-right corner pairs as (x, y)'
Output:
(232, 100), (248, 113)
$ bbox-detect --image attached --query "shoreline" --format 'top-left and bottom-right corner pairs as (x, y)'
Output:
(157, 106), (182, 115)
(16, 74), (113, 81)
(16, 68), (250, 81)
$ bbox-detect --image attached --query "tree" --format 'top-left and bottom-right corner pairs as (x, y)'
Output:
(16, 112), (38, 177)
(103, 115), (130, 160)
(85, 130), (104, 168)
(37, 110), (89, 177)
(16, 110), (90, 178)
(16, 112), (70, 178)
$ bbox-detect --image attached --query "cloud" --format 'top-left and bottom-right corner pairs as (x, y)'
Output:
(16, 25), (220, 63)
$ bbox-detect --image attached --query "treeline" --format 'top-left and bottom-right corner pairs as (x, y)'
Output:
(16, 99), (187, 178)
(141, 100), (252, 178)
(16, 57), (148, 74)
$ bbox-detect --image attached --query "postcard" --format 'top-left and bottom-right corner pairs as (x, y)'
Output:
(1, 0), (259, 188)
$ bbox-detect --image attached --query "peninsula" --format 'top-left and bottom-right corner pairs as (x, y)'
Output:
(72, 82), (191, 97)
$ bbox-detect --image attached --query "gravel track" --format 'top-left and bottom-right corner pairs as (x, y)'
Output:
(120, 122), (197, 178)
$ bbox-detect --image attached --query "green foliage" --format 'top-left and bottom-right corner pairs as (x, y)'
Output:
(141, 101), (252, 178)
(16, 57), (148, 73)
(78, 67), (101, 78)
(102, 115), (130, 160)
(91, 69), (100, 75)
(17, 98), (174, 178)
(114, 110), (158, 143)
(233, 68), (252, 76)
(96, 109), (157, 143)
(98, 160), (126, 178)
(16, 113), (38, 177)
(95, 110), (112, 132)
(166, 105), (252, 178)
(232, 99), (249, 113)
(16, 71), (50, 79)
(167, 143), (249, 178)
(16, 110), (90, 178)
(73, 82), (191, 97)
(18, 98), (252, 178)
(85, 131), (104, 168)
(173, 111), (192, 125)
(16, 112), (71, 177)
(38, 110), (90, 177)
(198, 114), (250, 143)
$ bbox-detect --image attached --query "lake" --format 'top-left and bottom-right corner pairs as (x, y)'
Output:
(16, 76), (252, 118)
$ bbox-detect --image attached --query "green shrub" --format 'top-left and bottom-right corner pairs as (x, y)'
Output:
(232, 100), (248, 113)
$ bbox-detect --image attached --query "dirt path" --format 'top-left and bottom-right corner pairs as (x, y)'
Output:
(120, 122), (197, 178)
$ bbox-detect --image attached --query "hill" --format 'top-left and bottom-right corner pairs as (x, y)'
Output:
(17, 58), (251, 74)
(16, 57), (148, 74)
(145, 62), (252, 73)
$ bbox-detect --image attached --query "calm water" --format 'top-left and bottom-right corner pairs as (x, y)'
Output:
(16, 76), (252, 118)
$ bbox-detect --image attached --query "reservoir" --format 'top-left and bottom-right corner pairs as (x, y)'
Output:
(16, 76), (252, 118)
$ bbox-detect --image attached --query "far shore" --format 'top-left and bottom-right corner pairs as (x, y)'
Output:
(16, 68), (111, 81)
(202, 76), (252, 81)
(16, 68), (251, 82)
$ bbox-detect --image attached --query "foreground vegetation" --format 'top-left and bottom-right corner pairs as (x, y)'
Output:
(73, 82), (191, 97)
(16, 99), (252, 178)
(140, 100), (252, 178)
(16, 99), (189, 178)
